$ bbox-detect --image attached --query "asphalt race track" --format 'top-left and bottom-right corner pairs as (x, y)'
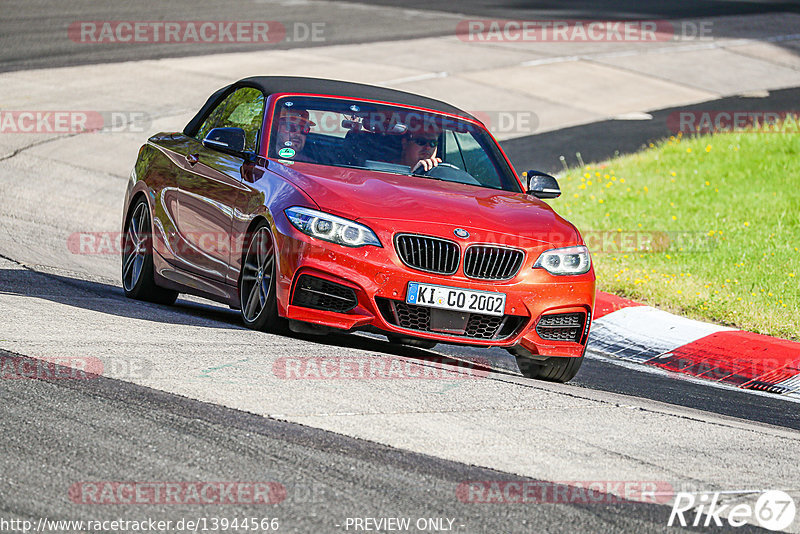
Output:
(1, 1), (799, 533)
(3, 0), (800, 72)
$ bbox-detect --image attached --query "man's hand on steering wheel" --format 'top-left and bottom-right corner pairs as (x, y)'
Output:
(410, 157), (442, 173)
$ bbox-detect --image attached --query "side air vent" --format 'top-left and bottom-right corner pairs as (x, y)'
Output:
(536, 312), (586, 342)
(292, 275), (358, 313)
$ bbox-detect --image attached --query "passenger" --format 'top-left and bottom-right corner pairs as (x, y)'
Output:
(275, 108), (316, 163)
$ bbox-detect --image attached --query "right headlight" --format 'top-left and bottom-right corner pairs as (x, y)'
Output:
(285, 206), (381, 248)
(533, 245), (591, 275)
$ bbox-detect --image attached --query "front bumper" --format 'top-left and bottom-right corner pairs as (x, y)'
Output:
(272, 217), (595, 358)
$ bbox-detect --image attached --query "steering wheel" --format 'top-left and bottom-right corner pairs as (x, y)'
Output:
(414, 162), (460, 175)
(415, 162), (482, 186)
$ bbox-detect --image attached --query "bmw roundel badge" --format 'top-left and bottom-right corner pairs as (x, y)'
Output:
(454, 228), (470, 239)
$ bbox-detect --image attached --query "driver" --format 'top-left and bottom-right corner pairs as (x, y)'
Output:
(400, 133), (442, 173)
(398, 122), (442, 173)
(275, 108), (316, 163)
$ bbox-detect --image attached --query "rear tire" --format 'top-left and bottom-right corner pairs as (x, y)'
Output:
(122, 198), (179, 305)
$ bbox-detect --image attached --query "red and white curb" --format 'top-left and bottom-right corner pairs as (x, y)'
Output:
(588, 293), (800, 399)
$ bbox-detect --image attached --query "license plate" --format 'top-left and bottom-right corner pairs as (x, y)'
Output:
(405, 282), (506, 316)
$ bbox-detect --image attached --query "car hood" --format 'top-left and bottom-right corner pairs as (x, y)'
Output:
(269, 161), (578, 246)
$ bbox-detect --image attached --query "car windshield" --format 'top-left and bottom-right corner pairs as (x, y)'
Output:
(267, 96), (522, 193)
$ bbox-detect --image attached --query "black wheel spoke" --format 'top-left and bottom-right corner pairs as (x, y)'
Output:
(245, 282), (261, 319)
(263, 254), (274, 274)
(123, 251), (136, 279)
(131, 255), (143, 286)
(259, 279), (268, 305)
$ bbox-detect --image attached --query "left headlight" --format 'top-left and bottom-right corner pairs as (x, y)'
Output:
(533, 245), (591, 275)
(285, 206), (382, 248)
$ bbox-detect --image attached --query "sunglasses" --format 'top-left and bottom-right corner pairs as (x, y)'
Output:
(409, 136), (438, 148)
(279, 121), (310, 134)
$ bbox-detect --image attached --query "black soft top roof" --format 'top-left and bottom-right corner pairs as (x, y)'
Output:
(184, 76), (476, 136)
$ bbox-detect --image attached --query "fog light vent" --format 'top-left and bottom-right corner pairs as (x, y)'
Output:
(292, 275), (357, 313)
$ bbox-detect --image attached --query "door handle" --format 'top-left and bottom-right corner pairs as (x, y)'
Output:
(186, 153), (200, 166)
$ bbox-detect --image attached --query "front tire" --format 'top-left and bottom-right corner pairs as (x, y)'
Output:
(511, 346), (584, 383)
(387, 335), (437, 350)
(531, 356), (583, 382)
(122, 199), (179, 305)
(239, 223), (286, 333)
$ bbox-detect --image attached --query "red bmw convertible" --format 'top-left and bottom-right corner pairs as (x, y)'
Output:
(122, 76), (595, 382)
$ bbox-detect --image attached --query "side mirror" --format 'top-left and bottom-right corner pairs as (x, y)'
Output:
(202, 127), (249, 159)
(525, 170), (561, 199)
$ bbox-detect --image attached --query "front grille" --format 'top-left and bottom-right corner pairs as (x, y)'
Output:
(395, 234), (459, 275)
(464, 245), (525, 280)
(291, 275), (358, 313)
(536, 312), (586, 342)
(376, 298), (526, 341)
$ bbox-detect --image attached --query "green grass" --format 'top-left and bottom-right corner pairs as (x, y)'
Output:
(552, 127), (800, 340)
